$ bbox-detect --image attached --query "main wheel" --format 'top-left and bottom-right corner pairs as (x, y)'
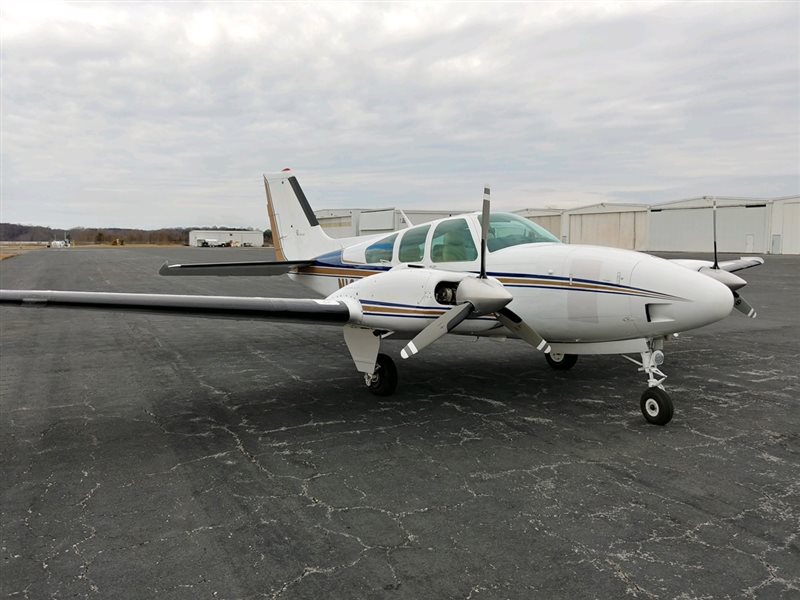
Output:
(640, 387), (674, 426)
(368, 353), (398, 397)
(545, 352), (578, 370)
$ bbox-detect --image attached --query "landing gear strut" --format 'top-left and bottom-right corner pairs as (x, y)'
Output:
(623, 338), (674, 425)
(365, 353), (398, 397)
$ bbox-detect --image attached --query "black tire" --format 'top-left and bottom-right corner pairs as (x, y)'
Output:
(368, 353), (398, 397)
(640, 387), (674, 426)
(545, 352), (578, 370)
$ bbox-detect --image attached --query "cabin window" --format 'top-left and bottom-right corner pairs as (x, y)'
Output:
(397, 225), (430, 263)
(478, 212), (560, 251)
(364, 233), (398, 264)
(431, 219), (478, 263)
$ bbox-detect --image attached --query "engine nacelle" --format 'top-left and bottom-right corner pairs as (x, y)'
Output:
(327, 266), (502, 335)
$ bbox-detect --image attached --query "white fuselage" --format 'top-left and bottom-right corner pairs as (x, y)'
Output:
(287, 213), (733, 344)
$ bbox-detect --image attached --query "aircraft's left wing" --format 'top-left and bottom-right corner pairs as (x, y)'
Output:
(159, 259), (314, 277)
(0, 290), (351, 325)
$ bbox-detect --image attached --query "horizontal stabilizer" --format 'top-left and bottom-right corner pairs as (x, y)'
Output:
(159, 260), (313, 277)
(0, 290), (350, 324)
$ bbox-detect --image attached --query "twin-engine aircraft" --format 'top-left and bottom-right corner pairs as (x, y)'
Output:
(0, 170), (764, 425)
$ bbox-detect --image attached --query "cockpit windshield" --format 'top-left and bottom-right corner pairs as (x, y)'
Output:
(477, 212), (560, 251)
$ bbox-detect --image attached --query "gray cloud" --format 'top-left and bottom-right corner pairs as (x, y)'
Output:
(1, 2), (797, 228)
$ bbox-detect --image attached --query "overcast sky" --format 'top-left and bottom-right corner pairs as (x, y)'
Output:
(1, 1), (798, 229)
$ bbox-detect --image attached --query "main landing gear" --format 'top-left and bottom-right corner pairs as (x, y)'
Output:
(545, 352), (578, 370)
(365, 353), (398, 397)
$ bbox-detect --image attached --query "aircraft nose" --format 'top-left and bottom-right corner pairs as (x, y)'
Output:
(631, 256), (734, 333)
(690, 273), (735, 325)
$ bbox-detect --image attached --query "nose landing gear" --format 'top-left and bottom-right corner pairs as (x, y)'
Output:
(623, 339), (674, 425)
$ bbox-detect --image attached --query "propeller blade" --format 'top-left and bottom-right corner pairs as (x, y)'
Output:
(480, 187), (490, 279)
(733, 292), (757, 318)
(712, 196), (719, 269)
(400, 302), (473, 359)
(496, 307), (551, 353)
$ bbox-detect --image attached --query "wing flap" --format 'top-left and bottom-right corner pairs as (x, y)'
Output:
(0, 290), (351, 324)
(158, 260), (314, 277)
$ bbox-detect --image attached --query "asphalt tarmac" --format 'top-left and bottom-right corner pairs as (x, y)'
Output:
(1, 247), (798, 599)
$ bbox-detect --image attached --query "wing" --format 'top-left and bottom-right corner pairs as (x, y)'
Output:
(0, 290), (351, 324)
(670, 257), (764, 273)
(159, 259), (314, 277)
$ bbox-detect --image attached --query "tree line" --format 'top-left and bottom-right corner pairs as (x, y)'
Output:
(0, 223), (272, 245)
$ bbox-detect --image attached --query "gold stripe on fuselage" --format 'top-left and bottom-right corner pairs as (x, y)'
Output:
(497, 277), (673, 299)
(294, 264), (674, 300)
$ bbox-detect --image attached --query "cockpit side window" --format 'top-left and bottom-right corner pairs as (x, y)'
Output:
(365, 233), (398, 264)
(478, 212), (560, 251)
(397, 225), (430, 263)
(431, 218), (478, 263)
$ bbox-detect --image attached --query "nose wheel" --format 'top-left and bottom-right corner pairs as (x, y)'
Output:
(640, 387), (673, 425)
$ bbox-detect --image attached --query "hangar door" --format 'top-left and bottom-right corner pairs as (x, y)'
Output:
(529, 215), (562, 239)
(649, 206), (768, 253)
(569, 212), (646, 249)
(779, 202), (800, 254)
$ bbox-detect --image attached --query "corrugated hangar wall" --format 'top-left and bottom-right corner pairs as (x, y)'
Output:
(314, 197), (799, 253)
(649, 203), (769, 253)
(566, 208), (648, 250)
(771, 198), (800, 254)
(528, 215), (562, 239)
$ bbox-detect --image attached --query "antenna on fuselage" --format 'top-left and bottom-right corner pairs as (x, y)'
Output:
(712, 196), (719, 269)
(480, 186), (490, 279)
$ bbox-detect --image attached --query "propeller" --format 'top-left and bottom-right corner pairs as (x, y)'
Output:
(496, 307), (551, 353)
(400, 187), (551, 358)
(733, 292), (757, 318)
(712, 196), (719, 270)
(480, 187), (490, 279)
(706, 196), (758, 318)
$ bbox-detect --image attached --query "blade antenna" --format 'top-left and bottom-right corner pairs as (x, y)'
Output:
(480, 186), (490, 279)
(712, 196), (719, 269)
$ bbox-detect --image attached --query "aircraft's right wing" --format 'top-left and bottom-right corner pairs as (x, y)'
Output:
(670, 257), (764, 273)
(159, 259), (314, 277)
(0, 290), (352, 325)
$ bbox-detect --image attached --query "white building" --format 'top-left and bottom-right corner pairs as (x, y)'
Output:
(313, 195), (799, 254)
(648, 196), (799, 254)
(563, 203), (649, 251)
(315, 208), (467, 238)
(189, 230), (263, 247)
(516, 195), (799, 255)
(514, 208), (564, 241)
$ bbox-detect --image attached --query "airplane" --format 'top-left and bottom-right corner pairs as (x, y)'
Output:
(0, 170), (764, 426)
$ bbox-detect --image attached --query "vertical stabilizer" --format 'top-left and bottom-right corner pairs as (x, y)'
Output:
(264, 171), (340, 260)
